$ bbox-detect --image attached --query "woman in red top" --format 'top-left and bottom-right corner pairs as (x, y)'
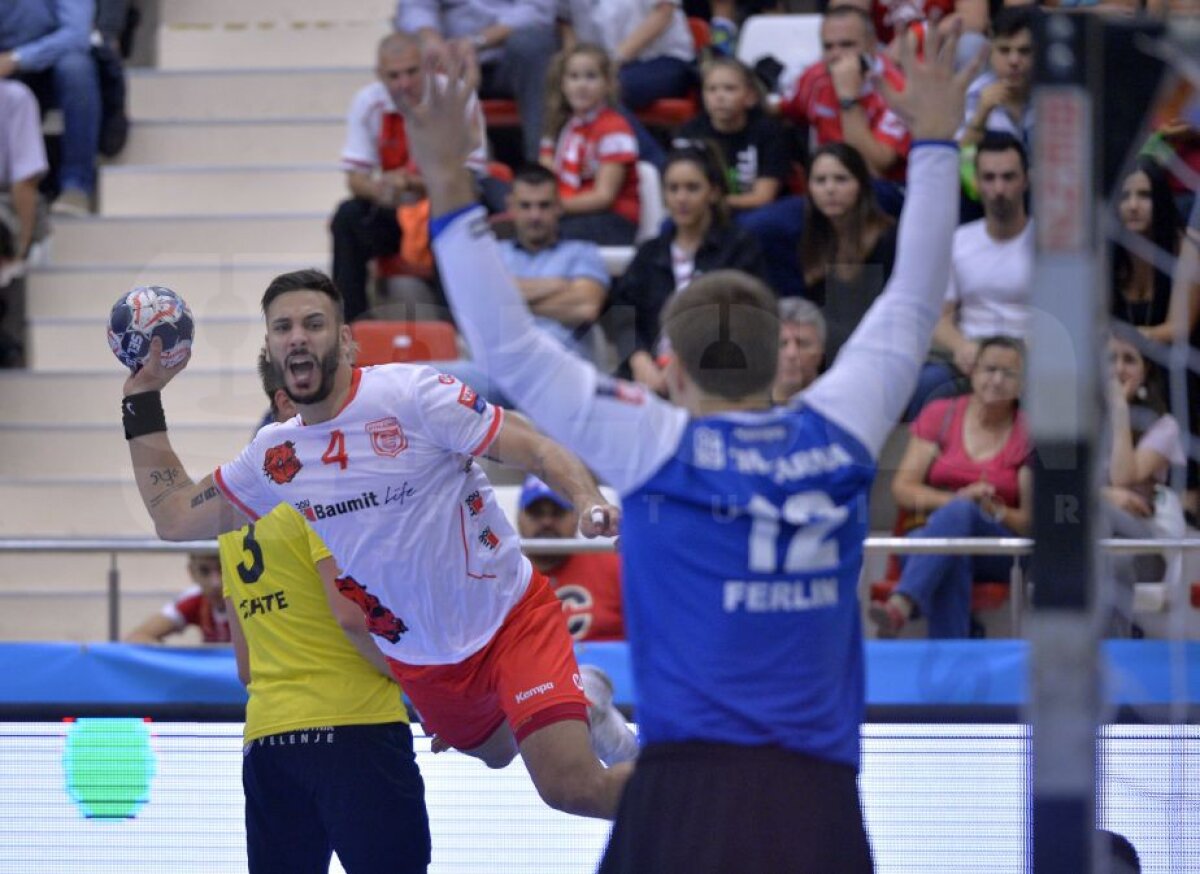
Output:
(872, 336), (1032, 638)
(539, 44), (641, 245)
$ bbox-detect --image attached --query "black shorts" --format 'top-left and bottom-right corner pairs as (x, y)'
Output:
(598, 742), (874, 874)
(242, 722), (430, 874)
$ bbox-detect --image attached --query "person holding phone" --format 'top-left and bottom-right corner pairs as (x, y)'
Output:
(779, 5), (912, 182)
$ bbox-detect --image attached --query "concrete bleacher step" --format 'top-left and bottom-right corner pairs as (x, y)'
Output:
(1, 370), (265, 425)
(0, 480), (165, 536)
(99, 165), (343, 217)
(28, 263), (325, 321)
(116, 119), (344, 166)
(46, 215), (330, 266)
(158, 19), (390, 70)
(0, 425), (252, 482)
(27, 316), (266, 371)
(129, 68), (368, 121)
(129, 68), (367, 121)
(160, 0), (394, 26)
(0, 552), (211, 642)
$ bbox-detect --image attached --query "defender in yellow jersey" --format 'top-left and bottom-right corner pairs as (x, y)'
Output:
(221, 377), (430, 874)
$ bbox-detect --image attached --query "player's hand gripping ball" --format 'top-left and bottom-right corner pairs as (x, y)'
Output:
(107, 286), (195, 371)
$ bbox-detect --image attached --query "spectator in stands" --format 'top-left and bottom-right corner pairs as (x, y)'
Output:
(674, 56), (790, 215)
(800, 141), (896, 363)
(873, 336), (1032, 639)
(396, 0), (557, 162)
(124, 552), (232, 644)
(1172, 196), (1200, 520)
(0, 0), (101, 215)
(540, 44), (641, 245)
(0, 80), (49, 290)
(1103, 332), (1186, 635)
(331, 32), (489, 322)
(910, 131), (1032, 417)
(1111, 157), (1183, 339)
(779, 5), (911, 182)
(432, 163), (612, 404)
(516, 475), (624, 642)
(771, 297), (826, 403)
(957, 6), (1035, 152)
(557, 0), (696, 113)
(501, 164), (611, 363)
(611, 139), (767, 394)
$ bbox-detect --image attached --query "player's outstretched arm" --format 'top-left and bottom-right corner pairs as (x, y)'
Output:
(399, 42), (688, 495)
(804, 23), (984, 459)
(122, 337), (248, 541)
(484, 413), (621, 538)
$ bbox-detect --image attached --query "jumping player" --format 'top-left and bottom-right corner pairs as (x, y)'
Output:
(400, 26), (981, 873)
(118, 305), (631, 816)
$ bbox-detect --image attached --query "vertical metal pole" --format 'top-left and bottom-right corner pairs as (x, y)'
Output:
(108, 551), (120, 642)
(1028, 13), (1103, 874)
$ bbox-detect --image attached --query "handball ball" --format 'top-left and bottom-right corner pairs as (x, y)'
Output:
(107, 285), (195, 371)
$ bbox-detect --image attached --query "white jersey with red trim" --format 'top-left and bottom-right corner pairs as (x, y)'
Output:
(215, 364), (531, 665)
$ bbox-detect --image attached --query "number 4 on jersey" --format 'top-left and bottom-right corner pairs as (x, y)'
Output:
(322, 429), (349, 470)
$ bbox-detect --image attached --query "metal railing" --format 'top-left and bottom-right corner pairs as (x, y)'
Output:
(3, 535), (1200, 641)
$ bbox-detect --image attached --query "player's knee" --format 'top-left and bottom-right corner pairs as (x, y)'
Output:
(479, 747), (517, 769)
(533, 766), (604, 816)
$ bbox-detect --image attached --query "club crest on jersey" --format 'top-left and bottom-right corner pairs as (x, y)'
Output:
(366, 416), (407, 457)
(263, 441), (302, 484)
(437, 373), (456, 385)
(458, 383), (487, 414)
(478, 527), (500, 550)
(335, 575), (409, 643)
(595, 376), (645, 406)
(465, 491), (485, 516)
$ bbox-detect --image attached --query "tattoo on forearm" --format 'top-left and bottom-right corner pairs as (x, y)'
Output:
(149, 481), (191, 508)
(190, 485), (219, 509)
(149, 468), (182, 487)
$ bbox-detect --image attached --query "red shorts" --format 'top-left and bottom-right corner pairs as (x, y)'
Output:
(386, 572), (588, 750)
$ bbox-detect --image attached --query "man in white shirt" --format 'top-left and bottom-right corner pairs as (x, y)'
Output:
(907, 130), (1033, 418)
(331, 32), (489, 322)
(396, 0), (557, 162)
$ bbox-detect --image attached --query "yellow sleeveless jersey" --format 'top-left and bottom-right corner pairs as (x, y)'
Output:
(220, 504), (407, 742)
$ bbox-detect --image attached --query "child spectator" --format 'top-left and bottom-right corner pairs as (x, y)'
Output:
(125, 552), (232, 644)
(674, 56), (790, 214)
(611, 140), (767, 394)
(540, 44), (642, 245)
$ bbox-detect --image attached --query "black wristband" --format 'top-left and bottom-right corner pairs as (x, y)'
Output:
(122, 390), (168, 440)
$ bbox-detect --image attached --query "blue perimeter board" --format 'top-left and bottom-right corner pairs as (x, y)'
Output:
(0, 641), (1195, 714)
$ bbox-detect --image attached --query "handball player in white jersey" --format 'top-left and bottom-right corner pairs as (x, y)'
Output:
(398, 26), (981, 874)
(119, 294), (635, 819)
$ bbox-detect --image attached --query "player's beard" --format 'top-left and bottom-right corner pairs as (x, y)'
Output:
(278, 340), (341, 406)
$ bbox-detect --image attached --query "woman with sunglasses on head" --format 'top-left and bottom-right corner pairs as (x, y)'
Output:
(611, 139), (769, 395)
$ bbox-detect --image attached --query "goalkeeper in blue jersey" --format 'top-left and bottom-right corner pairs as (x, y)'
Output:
(400, 25), (982, 874)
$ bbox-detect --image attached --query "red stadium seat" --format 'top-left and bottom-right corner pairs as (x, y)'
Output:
(350, 320), (460, 365)
(869, 508), (1011, 625)
(635, 18), (710, 129)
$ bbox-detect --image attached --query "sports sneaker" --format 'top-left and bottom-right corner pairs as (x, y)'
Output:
(580, 664), (639, 767)
(868, 599), (908, 639)
(52, 188), (91, 217)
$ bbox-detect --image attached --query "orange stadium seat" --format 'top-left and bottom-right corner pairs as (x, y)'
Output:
(350, 320), (460, 365)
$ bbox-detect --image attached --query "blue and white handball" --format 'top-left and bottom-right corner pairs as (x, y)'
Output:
(107, 285), (195, 371)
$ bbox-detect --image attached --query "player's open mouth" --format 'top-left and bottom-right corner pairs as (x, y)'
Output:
(288, 357), (317, 388)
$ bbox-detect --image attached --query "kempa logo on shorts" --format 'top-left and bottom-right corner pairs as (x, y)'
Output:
(515, 681), (555, 704)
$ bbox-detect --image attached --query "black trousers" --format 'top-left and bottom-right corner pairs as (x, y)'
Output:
(330, 197), (401, 322)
